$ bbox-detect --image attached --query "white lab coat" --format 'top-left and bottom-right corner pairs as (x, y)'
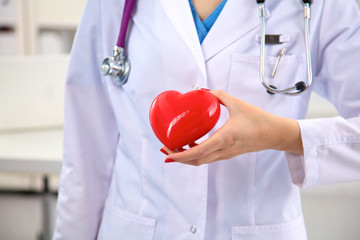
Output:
(53, 0), (360, 239)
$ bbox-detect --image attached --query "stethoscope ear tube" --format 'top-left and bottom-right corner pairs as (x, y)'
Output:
(258, 1), (313, 95)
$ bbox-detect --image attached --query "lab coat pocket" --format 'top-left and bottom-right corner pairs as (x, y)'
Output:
(228, 53), (306, 115)
(231, 216), (307, 240)
(97, 200), (156, 240)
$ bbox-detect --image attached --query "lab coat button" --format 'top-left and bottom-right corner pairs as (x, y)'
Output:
(190, 226), (197, 233)
(192, 84), (199, 90)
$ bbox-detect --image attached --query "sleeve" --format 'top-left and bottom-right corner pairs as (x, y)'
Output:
(52, 0), (119, 239)
(286, 0), (360, 188)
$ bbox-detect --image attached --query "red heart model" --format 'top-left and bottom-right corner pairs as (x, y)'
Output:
(149, 89), (221, 151)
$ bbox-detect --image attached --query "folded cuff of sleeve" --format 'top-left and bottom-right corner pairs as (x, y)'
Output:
(286, 119), (319, 188)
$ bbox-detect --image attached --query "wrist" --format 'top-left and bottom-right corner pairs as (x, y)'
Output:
(271, 116), (304, 155)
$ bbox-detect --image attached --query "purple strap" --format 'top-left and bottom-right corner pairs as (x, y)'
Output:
(117, 0), (136, 48)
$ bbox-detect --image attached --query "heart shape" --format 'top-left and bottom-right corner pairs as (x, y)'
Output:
(149, 90), (221, 150)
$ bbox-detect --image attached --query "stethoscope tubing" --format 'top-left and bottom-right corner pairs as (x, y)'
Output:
(117, 0), (136, 48)
(258, 1), (313, 95)
(100, 0), (135, 86)
(304, 3), (313, 93)
(103, 0), (313, 93)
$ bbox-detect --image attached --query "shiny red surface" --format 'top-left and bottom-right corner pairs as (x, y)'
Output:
(149, 90), (221, 151)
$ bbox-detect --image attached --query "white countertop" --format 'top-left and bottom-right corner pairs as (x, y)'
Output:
(0, 129), (63, 174)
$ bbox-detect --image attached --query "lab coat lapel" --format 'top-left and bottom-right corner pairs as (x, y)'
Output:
(159, 0), (207, 79)
(201, 0), (271, 61)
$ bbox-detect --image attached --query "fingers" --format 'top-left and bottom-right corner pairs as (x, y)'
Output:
(165, 131), (225, 163)
(160, 147), (169, 155)
(178, 149), (239, 166)
(160, 90), (241, 166)
(188, 142), (198, 148)
(210, 90), (235, 109)
(160, 146), (181, 155)
(161, 142), (199, 163)
(160, 146), (187, 157)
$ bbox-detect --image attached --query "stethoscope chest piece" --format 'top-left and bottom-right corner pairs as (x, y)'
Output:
(101, 46), (131, 86)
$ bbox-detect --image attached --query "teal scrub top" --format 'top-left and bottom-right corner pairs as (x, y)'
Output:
(189, 0), (228, 43)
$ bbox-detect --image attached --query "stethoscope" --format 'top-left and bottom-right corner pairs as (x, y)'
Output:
(101, 0), (313, 95)
(100, 0), (135, 86)
(257, 0), (313, 95)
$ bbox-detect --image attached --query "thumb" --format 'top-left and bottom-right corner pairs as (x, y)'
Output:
(210, 90), (236, 110)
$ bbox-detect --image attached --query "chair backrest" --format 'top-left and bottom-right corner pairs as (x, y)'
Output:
(0, 55), (68, 131)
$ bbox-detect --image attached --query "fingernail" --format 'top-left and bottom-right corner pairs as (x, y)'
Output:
(200, 88), (210, 91)
(165, 159), (175, 163)
(160, 148), (169, 155)
(189, 142), (198, 147)
(175, 147), (185, 152)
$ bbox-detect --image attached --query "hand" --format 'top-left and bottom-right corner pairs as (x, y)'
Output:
(163, 90), (303, 166)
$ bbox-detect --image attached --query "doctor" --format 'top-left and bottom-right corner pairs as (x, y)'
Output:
(53, 0), (360, 239)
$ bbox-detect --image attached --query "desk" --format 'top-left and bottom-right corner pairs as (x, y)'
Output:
(0, 129), (63, 240)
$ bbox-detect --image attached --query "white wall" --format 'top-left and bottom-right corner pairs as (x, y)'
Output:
(301, 182), (360, 240)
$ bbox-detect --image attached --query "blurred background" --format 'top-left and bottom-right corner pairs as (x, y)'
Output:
(0, 0), (360, 240)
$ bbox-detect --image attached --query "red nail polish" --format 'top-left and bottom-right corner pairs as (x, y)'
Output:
(175, 147), (185, 152)
(165, 159), (175, 163)
(188, 142), (198, 147)
(200, 88), (210, 91)
(160, 148), (169, 155)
